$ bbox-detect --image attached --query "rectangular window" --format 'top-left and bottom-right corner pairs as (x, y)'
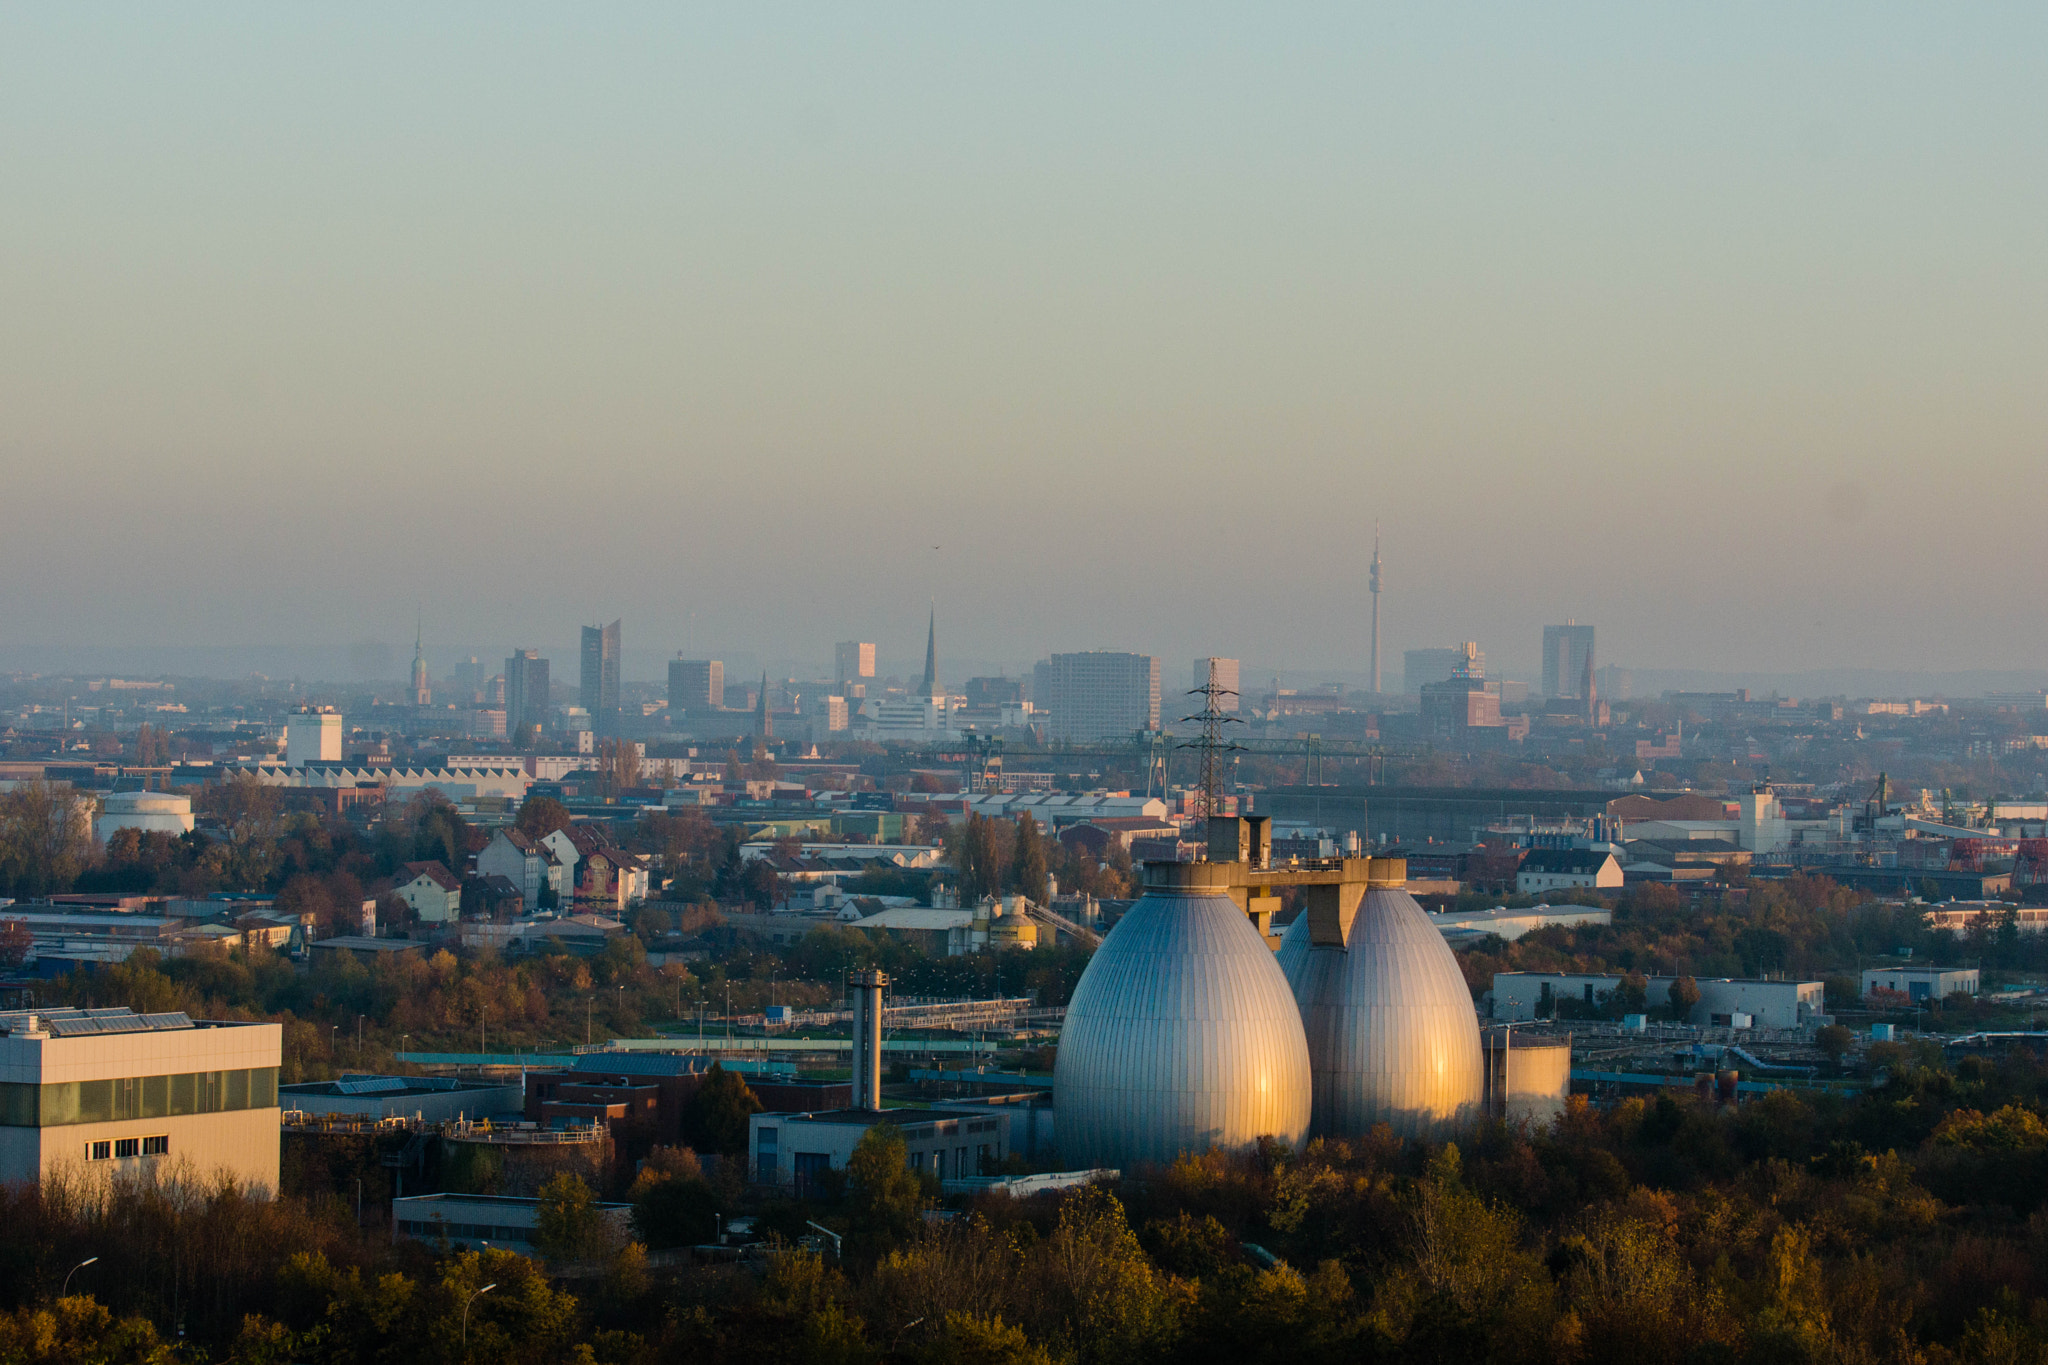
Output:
(76, 1079), (114, 1125)
(114, 1138), (139, 1159)
(141, 1135), (169, 1156)
(87, 1140), (111, 1161)
(141, 1074), (169, 1119)
(169, 1072), (196, 1117)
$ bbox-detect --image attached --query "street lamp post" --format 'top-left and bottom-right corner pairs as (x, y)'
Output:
(62, 1256), (98, 1297)
(463, 1283), (497, 1347)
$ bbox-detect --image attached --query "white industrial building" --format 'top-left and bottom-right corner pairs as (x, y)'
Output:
(393, 1192), (632, 1251)
(93, 791), (195, 843)
(1862, 966), (1979, 1001)
(284, 709), (344, 766)
(0, 1008), (281, 1191)
(748, 1106), (1010, 1191)
(1491, 972), (1825, 1030)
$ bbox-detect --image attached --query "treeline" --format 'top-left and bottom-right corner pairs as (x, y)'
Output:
(24, 1043), (2048, 1362)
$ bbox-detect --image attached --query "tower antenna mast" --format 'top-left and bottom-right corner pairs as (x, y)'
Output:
(1369, 523), (1383, 695)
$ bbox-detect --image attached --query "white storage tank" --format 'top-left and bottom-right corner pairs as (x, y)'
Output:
(1054, 862), (1311, 1168)
(94, 790), (195, 843)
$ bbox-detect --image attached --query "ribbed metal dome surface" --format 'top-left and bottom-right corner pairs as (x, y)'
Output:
(1055, 889), (1311, 1168)
(1277, 885), (1484, 1140)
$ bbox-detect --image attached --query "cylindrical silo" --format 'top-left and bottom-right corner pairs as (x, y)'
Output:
(1480, 1028), (1572, 1128)
(1054, 863), (1311, 1169)
(1276, 866), (1484, 1140)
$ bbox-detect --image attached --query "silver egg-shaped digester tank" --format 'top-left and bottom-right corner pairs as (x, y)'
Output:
(1275, 860), (1484, 1140)
(1054, 862), (1312, 1169)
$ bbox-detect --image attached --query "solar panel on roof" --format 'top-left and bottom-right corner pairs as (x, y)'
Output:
(333, 1077), (409, 1095)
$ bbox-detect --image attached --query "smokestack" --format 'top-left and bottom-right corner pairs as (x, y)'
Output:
(849, 969), (888, 1111)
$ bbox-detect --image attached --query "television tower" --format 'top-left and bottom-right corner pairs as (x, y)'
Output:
(1368, 524), (1383, 695)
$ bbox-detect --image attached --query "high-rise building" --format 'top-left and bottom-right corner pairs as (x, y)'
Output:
(756, 672), (773, 740)
(505, 649), (550, 742)
(581, 620), (622, 733)
(835, 641), (876, 687)
(1419, 643), (1504, 741)
(669, 658), (723, 714)
(1039, 652), (1161, 742)
(1404, 646), (1482, 694)
(1541, 622), (1596, 699)
(1192, 658), (1241, 713)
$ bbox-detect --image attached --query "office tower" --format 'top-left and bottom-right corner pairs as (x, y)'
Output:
(452, 656), (485, 703)
(756, 672), (773, 740)
(1404, 646), (1483, 693)
(1041, 652), (1162, 742)
(669, 658), (723, 712)
(581, 619), (622, 732)
(1369, 526), (1383, 694)
(835, 641), (876, 687)
(1419, 644), (1503, 740)
(1193, 658), (1241, 713)
(1541, 621), (1597, 699)
(965, 677), (1024, 708)
(505, 649), (550, 741)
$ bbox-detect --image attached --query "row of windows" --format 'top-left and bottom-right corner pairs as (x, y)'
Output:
(0, 1068), (279, 1128)
(85, 1135), (170, 1161)
(396, 1219), (534, 1245)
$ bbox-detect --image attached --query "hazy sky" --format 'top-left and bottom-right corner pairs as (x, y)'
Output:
(3, 5), (2044, 681)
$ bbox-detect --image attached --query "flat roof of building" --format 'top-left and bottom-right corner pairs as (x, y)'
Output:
(282, 1074), (516, 1098)
(395, 1192), (631, 1210)
(765, 1107), (957, 1126)
(0, 1007), (197, 1037)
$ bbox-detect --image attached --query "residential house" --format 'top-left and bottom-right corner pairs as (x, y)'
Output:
(1514, 848), (1623, 896)
(394, 861), (463, 923)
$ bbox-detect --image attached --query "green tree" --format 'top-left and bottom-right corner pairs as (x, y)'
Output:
(514, 795), (573, 840)
(1815, 1024), (1853, 1069)
(0, 781), (95, 898)
(1011, 815), (1049, 903)
(844, 1124), (929, 1268)
(1666, 975), (1701, 1022)
(683, 1064), (763, 1156)
(533, 1172), (610, 1263)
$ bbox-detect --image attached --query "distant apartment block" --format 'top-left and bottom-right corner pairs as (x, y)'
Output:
(1192, 657), (1241, 712)
(1542, 622), (1596, 699)
(669, 658), (723, 713)
(1036, 652), (1161, 742)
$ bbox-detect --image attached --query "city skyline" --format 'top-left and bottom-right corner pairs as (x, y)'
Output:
(2, 7), (2044, 676)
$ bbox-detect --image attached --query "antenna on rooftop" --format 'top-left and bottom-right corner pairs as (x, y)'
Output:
(1178, 659), (1245, 827)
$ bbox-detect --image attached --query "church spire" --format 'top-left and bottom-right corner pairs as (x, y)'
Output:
(921, 605), (939, 699)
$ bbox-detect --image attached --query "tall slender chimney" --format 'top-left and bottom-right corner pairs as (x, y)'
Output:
(849, 969), (888, 1111)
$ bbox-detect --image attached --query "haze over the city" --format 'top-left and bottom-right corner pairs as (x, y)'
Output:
(3, 5), (2044, 682)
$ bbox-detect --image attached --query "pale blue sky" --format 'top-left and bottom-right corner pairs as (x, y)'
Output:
(2, 5), (2043, 679)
